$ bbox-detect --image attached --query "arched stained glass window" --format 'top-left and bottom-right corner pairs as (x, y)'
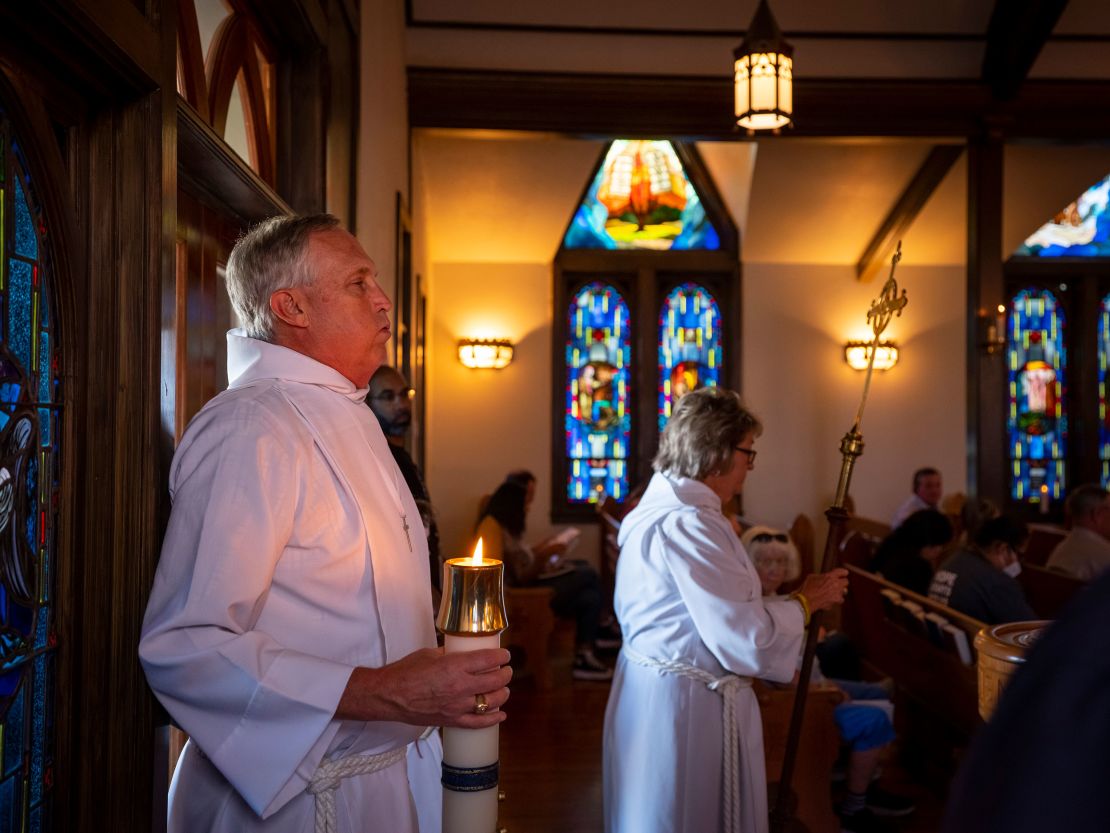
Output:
(1016, 172), (1110, 257)
(1099, 295), (1110, 489)
(658, 283), (722, 431)
(1008, 289), (1066, 506)
(0, 106), (61, 833)
(565, 283), (631, 503)
(563, 140), (720, 252)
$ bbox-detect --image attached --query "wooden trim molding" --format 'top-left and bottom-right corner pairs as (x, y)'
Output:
(857, 145), (964, 282)
(409, 68), (1110, 140)
(177, 97), (291, 223)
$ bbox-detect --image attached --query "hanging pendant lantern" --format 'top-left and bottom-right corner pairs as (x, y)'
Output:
(733, 0), (794, 132)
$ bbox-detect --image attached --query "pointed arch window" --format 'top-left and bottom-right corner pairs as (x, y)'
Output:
(554, 140), (739, 520)
(1007, 289), (1067, 506)
(658, 284), (722, 432)
(565, 283), (632, 503)
(0, 105), (63, 832)
(1016, 173), (1110, 257)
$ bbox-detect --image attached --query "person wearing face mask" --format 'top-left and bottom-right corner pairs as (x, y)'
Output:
(928, 515), (1036, 625)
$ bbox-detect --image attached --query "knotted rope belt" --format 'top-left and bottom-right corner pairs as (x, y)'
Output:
(622, 646), (752, 833)
(307, 726), (436, 833)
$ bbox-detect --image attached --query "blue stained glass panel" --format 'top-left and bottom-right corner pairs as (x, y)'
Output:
(38, 333), (48, 403)
(0, 777), (16, 828)
(13, 177), (36, 260)
(563, 140), (720, 251)
(29, 655), (43, 804)
(8, 260), (32, 370)
(1016, 173), (1110, 257)
(565, 282), (632, 503)
(3, 683), (23, 776)
(658, 283), (723, 432)
(1099, 295), (1110, 489)
(1, 106), (60, 833)
(1007, 288), (1067, 504)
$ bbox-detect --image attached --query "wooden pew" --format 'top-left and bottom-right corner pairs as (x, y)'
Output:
(758, 682), (843, 833)
(503, 586), (558, 690)
(842, 564), (985, 740)
(597, 496), (623, 609)
(837, 516), (889, 570)
(1018, 561), (1086, 618)
(1022, 522), (1068, 567)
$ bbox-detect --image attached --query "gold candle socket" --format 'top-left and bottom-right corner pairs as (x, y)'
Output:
(436, 558), (508, 636)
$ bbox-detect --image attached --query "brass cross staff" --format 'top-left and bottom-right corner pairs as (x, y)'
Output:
(770, 243), (909, 833)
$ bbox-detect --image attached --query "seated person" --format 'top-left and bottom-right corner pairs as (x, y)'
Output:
(476, 474), (616, 681)
(869, 509), (954, 596)
(743, 527), (915, 830)
(928, 515), (1036, 625)
(1046, 484), (1110, 581)
(891, 467), (943, 528)
(957, 496), (999, 547)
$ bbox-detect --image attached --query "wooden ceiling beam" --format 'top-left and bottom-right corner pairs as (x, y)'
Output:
(982, 0), (1071, 101)
(856, 145), (964, 282)
(409, 68), (1110, 140)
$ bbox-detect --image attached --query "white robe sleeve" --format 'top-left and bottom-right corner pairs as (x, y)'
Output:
(139, 403), (356, 818)
(659, 509), (804, 683)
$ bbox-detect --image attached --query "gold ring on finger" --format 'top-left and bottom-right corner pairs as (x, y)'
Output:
(474, 693), (490, 715)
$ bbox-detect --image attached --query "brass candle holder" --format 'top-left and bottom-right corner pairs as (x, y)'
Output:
(436, 556), (508, 636)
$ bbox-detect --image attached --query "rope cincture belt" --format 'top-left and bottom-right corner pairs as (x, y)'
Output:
(623, 646), (752, 833)
(307, 726), (436, 833)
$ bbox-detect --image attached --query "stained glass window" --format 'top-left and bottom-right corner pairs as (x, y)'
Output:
(1016, 172), (1110, 257)
(658, 283), (722, 431)
(0, 106), (61, 833)
(1008, 289), (1066, 506)
(563, 140), (720, 252)
(565, 283), (631, 503)
(1100, 295), (1110, 490)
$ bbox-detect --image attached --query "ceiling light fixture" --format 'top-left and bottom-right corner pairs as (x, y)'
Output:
(734, 0), (794, 133)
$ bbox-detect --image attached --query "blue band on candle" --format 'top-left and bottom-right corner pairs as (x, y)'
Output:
(442, 761), (500, 792)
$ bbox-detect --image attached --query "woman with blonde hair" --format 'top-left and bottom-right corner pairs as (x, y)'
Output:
(603, 387), (848, 833)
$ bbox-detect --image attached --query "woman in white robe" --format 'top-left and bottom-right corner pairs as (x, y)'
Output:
(603, 387), (848, 833)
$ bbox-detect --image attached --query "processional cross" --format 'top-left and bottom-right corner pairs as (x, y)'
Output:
(770, 242), (909, 833)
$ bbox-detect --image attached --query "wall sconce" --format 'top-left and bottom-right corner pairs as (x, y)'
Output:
(458, 338), (514, 370)
(980, 304), (1007, 355)
(844, 340), (899, 371)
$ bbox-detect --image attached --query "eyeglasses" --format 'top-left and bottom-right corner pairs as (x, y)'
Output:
(756, 555), (789, 566)
(750, 532), (788, 544)
(370, 387), (415, 403)
(734, 446), (757, 464)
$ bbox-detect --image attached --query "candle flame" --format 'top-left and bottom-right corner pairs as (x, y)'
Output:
(1040, 484), (1048, 494)
(997, 304), (1006, 314)
(470, 537), (484, 565)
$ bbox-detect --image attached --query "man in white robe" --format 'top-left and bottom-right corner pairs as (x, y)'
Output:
(140, 215), (510, 832)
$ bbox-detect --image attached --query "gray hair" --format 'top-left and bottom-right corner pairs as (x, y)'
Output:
(1066, 484), (1110, 523)
(653, 387), (762, 480)
(225, 213), (341, 340)
(741, 526), (802, 583)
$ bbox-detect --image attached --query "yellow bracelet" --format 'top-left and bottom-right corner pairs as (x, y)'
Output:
(789, 591), (811, 627)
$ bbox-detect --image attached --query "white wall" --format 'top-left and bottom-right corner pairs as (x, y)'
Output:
(357, 0), (409, 340)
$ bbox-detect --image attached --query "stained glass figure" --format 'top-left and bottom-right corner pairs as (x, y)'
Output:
(1016, 172), (1110, 257)
(1099, 295), (1110, 489)
(563, 140), (720, 251)
(658, 283), (722, 431)
(0, 105), (61, 833)
(565, 283), (631, 503)
(1008, 289), (1066, 506)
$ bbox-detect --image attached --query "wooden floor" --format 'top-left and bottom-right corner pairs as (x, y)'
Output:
(498, 656), (949, 833)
